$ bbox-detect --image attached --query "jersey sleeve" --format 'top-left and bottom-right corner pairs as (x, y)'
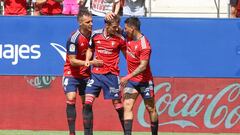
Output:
(66, 31), (81, 55)
(140, 49), (151, 61)
(140, 36), (151, 60)
(66, 40), (78, 55)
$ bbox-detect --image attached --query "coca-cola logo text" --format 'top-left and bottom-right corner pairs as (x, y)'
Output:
(138, 82), (240, 129)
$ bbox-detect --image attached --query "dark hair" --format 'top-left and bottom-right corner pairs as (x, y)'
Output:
(104, 15), (121, 25)
(77, 7), (92, 22)
(124, 17), (141, 31)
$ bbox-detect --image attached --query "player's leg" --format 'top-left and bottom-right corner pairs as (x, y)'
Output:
(82, 74), (101, 135)
(66, 92), (77, 135)
(144, 98), (158, 135)
(141, 81), (158, 135)
(123, 87), (139, 135)
(102, 73), (125, 131)
(82, 94), (95, 135)
(79, 78), (89, 105)
(62, 77), (78, 135)
(112, 99), (125, 131)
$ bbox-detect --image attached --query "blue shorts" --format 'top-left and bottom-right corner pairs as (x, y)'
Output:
(85, 73), (121, 100)
(125, 80), (154, 99)
(62, 76), (89, 96)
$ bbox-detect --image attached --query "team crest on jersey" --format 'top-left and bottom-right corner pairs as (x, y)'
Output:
(135, 45), (138, 50)
(69, 44), (75, 52)
(111, 41), (115, 47)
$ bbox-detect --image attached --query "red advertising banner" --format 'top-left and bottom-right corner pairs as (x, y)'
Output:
(0, 76), (239, 133)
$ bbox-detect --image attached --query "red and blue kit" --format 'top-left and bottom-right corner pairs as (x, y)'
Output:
(63, 30), (91, 79)
(85, 29), (126, 99)
(126, 36), (153, 82)
(89, 29), (126, 75)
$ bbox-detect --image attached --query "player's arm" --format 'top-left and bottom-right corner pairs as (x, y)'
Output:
(66, 39), (86, 66)
(120, 47), (151, 86)
(85, 48), (103, 67)
(78, 0), (88, 7)
(105, 0), (120, 20)
(131, 60), (148, 77)
(120, 60), (148, 86)
(113, 0), (121, 15)
(85, 47), (93, 67)
(86, 32), (104, 67)
(68, 55), (86, 66)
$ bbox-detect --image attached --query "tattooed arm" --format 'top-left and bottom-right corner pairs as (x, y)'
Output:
(120, 60), (148, 86)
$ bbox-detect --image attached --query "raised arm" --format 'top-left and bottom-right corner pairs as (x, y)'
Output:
(113, 0), (121, 15)
(105, 0), (121, 20)
(78, 0), (89, 7)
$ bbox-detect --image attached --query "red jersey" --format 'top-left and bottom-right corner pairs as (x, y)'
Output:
(90, 29), (126, 75)
(40, 0), (62, 15)
(126, 36), (153, 82)
(4, 0), (27, 15)
(63, 30), (91, 78)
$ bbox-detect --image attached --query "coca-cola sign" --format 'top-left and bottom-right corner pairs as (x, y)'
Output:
(137, 78), (240, 132)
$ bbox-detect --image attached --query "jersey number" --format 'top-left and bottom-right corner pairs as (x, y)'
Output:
(87, 79), (94, 87)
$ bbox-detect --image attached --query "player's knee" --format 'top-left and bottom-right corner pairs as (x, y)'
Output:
(66, 98), (76, 105)
(146, 104), (156, 113)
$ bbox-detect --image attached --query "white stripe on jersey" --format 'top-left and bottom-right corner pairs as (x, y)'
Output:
(90, 29), (103, 45)
(141, 36), (147, 49)
(70, 30), (80, 43)
(92, 29), (103, 36)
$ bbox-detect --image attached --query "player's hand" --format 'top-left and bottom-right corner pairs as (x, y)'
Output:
(85, 60), (90, 67)
(78, 0), (86, 7)
(120, 77), (128, 87)
(91, 59), (103, 67)
(105, 12), (115, 21)
(120, 74), (133, 87)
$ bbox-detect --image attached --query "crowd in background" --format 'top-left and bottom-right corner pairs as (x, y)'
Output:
(230, 0), (240, 17)
(0, 0), (239, 17)
(0, 0), (146, 17)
